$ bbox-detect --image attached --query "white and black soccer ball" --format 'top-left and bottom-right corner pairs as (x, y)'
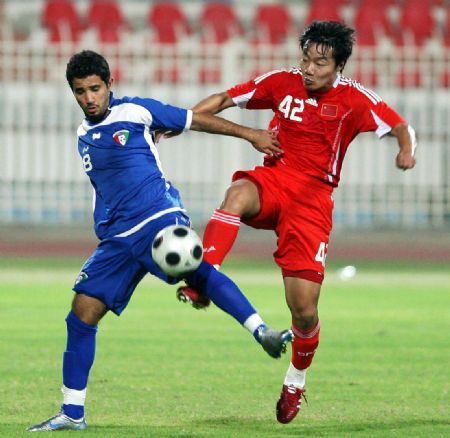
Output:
(151, 225), (203, 277)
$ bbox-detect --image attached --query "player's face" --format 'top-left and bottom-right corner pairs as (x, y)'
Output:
(72, 75), (113, 122)
(300, 42), (343, 93)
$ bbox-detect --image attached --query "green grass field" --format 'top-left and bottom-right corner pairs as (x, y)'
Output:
(0, 258), (449, 437)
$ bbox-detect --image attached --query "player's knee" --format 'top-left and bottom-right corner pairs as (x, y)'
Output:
(289, 307), (318, 331)
(221, 181), (258, 216)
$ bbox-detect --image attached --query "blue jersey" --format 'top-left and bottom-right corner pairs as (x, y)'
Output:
(76, 93), (192, 239)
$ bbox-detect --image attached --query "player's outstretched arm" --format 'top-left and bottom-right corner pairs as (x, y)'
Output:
(190, 112), (283, 156)
(192, 91), (235, 114)
(390, 123), (417, 171)
(155, 92), (236, 143)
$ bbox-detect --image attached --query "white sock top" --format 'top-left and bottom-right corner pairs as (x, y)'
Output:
(283, 362), (307, 389)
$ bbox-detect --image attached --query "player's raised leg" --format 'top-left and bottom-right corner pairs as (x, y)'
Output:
(276, 277), (321, 423)
(177, 179), (258, 308)
(27, 294), (107, 432)
(184, 261), (292, 359)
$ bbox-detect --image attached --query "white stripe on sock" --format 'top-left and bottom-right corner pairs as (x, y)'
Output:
(243, 313), (264, 334)
(211, 210), (241, 226)
(62, 385), (87, 406)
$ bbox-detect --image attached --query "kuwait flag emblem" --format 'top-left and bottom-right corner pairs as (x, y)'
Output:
(113, 129), (130, 146)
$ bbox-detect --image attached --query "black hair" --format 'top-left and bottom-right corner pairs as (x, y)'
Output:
(66, 50), (111, 89)
(300, 21), (355, 70)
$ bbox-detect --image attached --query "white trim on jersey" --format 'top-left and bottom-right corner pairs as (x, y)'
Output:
(332, 74), (341, 88)
(370, 110), (393, 138)
(184, 109), (193, 130)
(408, 125), (418, 156)
(232, 89), (257, 108)
(330, 144), (340, 182)
(114, 206), (186, 237)
(328, 109), (352, 183)
(254, 69), (286, 85)
(77, 125), (88, 137)
(81, 103), (152, 131)
(339, 77), (382, 105)
(143, 126), (165, 177)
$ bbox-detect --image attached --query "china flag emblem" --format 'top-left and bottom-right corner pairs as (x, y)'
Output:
(321, 104), (338, 118)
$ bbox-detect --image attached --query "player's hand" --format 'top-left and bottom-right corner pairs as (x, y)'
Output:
(396, 151), (416, 170)
(249, 129), (284, 156)
(155, 129), (183, 143)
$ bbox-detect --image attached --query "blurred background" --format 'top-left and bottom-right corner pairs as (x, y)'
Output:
(0, 0), (449, 262)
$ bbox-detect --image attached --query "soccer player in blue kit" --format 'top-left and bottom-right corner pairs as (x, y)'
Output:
(27, 50), (292, 432)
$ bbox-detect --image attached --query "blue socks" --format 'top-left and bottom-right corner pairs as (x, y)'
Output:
(62, 310), (97, 420)
(185, 261), (257, 325)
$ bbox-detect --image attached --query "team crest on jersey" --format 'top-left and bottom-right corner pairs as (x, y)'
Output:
(74, 271), (88, 285)
(113, 129), (130, 146)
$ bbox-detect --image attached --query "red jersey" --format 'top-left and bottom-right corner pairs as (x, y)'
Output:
(227, 68), (405, 187)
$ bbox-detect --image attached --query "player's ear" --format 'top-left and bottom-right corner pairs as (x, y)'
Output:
(106, 77), (114, 89)
(337, 61), (345, 73)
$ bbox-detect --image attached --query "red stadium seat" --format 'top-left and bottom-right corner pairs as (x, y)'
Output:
(86, 0), (127, 44)
(443, 5), (450, 47)
(200, 2), (244, 44)
(252, 4), (294, 45)
(42, 0), (83, 43)
(351, 68), (379, 87)
(393, 0), (435, 46)
(396, 67), (423, 88)
(148, 2), (191, 44)
(305, 0), (345, 25)
(353, 0), (392, 46)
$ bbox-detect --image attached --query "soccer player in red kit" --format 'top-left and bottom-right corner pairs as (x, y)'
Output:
(176, 21), (417, 423)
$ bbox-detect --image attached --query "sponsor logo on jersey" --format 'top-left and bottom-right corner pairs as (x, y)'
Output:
(82, 146), (89, 153)
(92, 132), (101, 140)
(113, 129), (130, 146)
(305, 98), (318, 107)
(75, 271), (89, 285)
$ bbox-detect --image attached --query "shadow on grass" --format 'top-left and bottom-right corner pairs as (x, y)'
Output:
(86, 417), (450, 438)
(4, 417), (449, 438)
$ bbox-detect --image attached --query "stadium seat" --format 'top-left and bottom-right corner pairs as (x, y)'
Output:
(353, 0), (393, 46)
(86, 0), (127, 44)
(200, 2), (244, 44)
(396, 67), (423, 88)
(393, 0), (435, 46)
(351, 68), (379, 87)
(148, 2), (191, 44)
(252, 4), (294, 45)
(443, 4), (450, 47)
(41, 0), (83, 43)
(305, 0), (345, 25)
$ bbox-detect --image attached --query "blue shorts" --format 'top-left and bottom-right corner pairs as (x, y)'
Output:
(73, 211), (191, 315)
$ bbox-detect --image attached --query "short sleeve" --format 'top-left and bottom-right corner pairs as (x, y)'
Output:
(130, 97), (191, 131)
(354, 87), (406, 138)
(227, 70), (286, 110)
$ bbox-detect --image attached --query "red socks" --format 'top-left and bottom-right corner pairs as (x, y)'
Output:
(203, 209), (240, 266)
(291, 321), (320, 370)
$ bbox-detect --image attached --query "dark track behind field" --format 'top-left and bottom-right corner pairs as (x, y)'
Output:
(1, 225), (449, 263)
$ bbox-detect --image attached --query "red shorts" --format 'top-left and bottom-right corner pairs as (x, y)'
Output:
(232, 164), (334, 283)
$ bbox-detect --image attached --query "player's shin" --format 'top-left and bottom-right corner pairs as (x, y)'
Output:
(62, 310), (97, 420)
(185, 262), (292, 358)
(185, 262), (260, 327)
(285, 321), (320, 388)
(203, 209), (240, 267)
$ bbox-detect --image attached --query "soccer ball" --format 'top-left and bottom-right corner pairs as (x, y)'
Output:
(151, 225), (203, 277)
